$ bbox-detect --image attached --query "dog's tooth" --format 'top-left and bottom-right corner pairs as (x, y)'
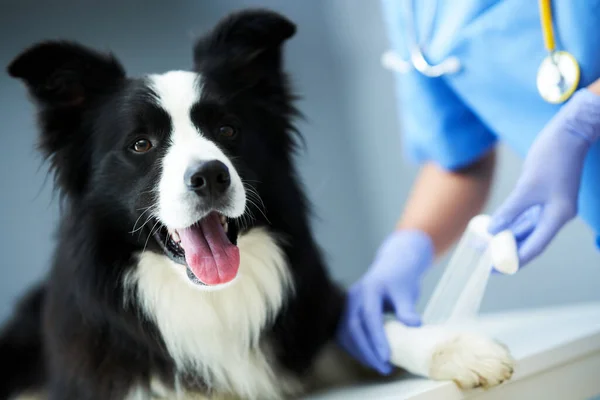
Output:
(224, 222), (228, 233)
(172, 230), (181, 243)
(219, 214), (226, 225)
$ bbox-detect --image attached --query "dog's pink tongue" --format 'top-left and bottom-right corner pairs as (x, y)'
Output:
(177, 213), (240, 285)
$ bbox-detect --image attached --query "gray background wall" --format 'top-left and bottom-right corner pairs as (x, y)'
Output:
(1, 0), (598, 324)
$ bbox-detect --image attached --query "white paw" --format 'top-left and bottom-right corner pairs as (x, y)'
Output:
(428, 333), (514, 390)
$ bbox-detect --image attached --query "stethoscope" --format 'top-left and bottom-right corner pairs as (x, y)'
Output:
(381, 0), (580, 104)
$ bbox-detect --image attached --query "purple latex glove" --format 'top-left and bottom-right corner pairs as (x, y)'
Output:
(489, 88), (600, 266)
(337, 230), (433, 375)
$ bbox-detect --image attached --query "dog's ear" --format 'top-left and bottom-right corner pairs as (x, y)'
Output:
(193, 9), (296, 91)
(8, 40), (126, 108)
(8, 41), (126, 198)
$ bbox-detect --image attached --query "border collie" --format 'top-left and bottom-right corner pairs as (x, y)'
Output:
(1, 9), (514, 400)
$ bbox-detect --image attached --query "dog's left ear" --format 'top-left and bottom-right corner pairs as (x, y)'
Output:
(8, 40), (126, 108)
(193, 9), (296, 90)
(8, 41), (126, 198)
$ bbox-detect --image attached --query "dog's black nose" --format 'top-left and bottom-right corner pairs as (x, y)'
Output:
(184, 160), (231, 196)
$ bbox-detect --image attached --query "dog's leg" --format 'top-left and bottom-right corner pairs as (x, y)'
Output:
(384, 318), (514, 389)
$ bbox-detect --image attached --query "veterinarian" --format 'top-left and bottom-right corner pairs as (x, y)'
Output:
(337, 0), (600, 375)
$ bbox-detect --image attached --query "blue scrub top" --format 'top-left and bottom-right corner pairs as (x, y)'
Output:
(381, 0), (600, 248)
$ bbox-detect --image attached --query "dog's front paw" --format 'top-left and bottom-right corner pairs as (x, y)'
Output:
(428, 333), (514, 390)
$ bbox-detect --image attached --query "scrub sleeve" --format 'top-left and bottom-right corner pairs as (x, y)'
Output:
(380, 0), (497, 171)
(381, 0), (599, 248)
(393, 70), (498, 171)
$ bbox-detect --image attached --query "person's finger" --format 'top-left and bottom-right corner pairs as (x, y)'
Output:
(388, 290), (421, 327)
(510, 205), (542, 240)
(361, 289), (389, 366)
(518, 203), (573, 265)
(337, 292), (371, 368)
(361, 317), (392, 375)
(351, 312), (391, 375)
(337, 326), (368, 368)
(489, 186), (539, 235)
(340, 291), (391, 374)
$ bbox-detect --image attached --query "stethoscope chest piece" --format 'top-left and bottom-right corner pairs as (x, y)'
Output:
(536, 52), (580, 104)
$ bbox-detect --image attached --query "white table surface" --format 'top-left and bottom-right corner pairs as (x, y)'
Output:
(305, 302), (600, 400)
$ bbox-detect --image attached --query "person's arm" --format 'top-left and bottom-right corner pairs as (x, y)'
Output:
(589, 77), (600, 95)
(337, 150), (497, 375)
(397, 149), (497, 257)
(339, 1), (502, 375)
(489, 81), (600, 265)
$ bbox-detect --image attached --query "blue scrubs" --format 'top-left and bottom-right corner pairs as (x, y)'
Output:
(381, 0), (600, 248)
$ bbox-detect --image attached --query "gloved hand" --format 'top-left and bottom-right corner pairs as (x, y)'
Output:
(489, 88), (600, 266)
(337, 230), (434, 375)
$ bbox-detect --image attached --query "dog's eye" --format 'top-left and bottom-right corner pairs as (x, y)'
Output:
(218, 125), (236, 138)
(131, 138), (153, 153)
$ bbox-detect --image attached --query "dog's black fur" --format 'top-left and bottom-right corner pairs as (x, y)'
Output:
(1, 9), (345, 399)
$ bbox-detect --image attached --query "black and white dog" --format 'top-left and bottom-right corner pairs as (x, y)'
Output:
(1, 9), (514, 400)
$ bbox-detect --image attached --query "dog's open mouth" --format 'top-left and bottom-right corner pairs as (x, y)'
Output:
(154, 211), (240, 286)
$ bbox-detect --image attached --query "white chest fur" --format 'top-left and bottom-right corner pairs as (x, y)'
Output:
(123, 227), (296, 399)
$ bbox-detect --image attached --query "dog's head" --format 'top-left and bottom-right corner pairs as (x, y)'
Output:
(8, 9), (299, 288)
